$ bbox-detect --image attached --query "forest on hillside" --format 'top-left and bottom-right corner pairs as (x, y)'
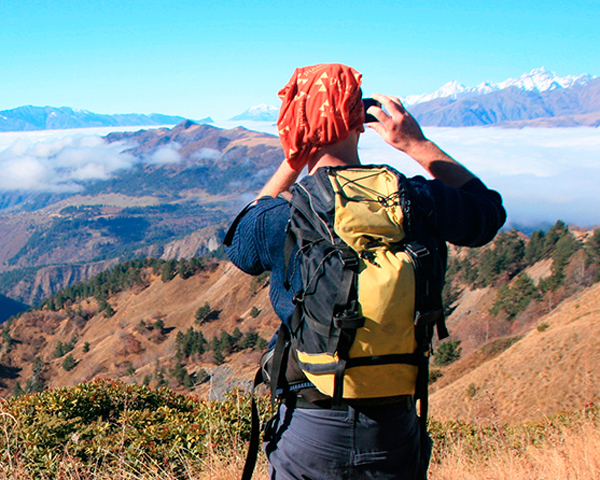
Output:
(445, 221), (599, 319)
(0, 222), (599, 479)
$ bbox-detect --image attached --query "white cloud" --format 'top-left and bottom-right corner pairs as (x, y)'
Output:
(0, 134), (137, 192)
(0, 126), (176, 193)
(2, 124), (600, 228)
(192, 148), (221, 160)
(147, 144), (182, 164)
(358, 126), (600, 229)
(215, 120), (600, 228)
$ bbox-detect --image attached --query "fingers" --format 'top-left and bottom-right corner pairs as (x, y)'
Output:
(365, 104), (388, 124)
(374, 94), (410, 119)
(366, 120), (385, 136)
(367, 93), (410, 126)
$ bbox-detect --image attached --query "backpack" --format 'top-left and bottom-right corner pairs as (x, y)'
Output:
(233, 165), (449, 480)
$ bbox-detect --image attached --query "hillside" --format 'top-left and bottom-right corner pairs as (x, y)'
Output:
(427, 224), (600, 424)
(0, 121), (284, 305)
(1, 217), (599, 430)
(430, 281), (600, 424)
(0, 258), (279, 399)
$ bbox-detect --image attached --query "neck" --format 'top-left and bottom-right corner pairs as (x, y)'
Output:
(307, 130), (361, 174)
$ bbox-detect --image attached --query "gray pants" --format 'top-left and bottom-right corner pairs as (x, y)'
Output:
(264, 401), (428, 480)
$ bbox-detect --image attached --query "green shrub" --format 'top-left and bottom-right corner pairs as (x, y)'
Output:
(434, 340), (462, 366)
(537, 321), (550, 332)
(195, 302), (211, 324)
(466, 382), (477, 398)
(0, 379), (271, 477)
(429, 368), (444, 384)
(62, 354), (76, 371)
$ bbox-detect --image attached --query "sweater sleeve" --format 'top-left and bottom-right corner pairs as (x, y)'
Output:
(224, 196), (290, 275)
(409, 176), (506, 247)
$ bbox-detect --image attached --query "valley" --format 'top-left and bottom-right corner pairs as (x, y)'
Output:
(0, 121), (284, 307)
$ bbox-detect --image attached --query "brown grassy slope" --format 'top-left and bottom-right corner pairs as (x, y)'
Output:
(0, 260), (279, 397)
(429, 410), (600, 480)
(430, 282), (600, 424)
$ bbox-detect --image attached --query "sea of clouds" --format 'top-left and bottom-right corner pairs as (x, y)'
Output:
(0, 123), (598, 230)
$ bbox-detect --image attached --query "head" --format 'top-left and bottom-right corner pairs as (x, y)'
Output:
(277, 63), (365, 172)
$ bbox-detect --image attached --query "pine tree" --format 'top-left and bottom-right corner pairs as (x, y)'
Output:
(434, 340), (462, 366)
(183, 374), (194, 390)
(525, 230), (545, 265)
(239, 331), (259, 350)
(256, 336), (268, 351)
(490, 273), (540, 319)
(161, 260), (177, 282)
(54, 341), (65, 358)
(219, 330), (234, 355)
(195, 303), (211, 324)
(587, 229), (600, 264)
(62, 354), (76, 371)
(212, 349), (225, 365)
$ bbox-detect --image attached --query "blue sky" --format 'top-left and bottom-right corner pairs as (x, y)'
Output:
(1, 0), (599, 120)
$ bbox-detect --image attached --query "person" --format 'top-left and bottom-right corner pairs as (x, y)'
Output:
(225, 64), (505, 480)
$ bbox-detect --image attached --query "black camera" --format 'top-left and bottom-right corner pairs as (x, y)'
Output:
(362, 98), (381, 123)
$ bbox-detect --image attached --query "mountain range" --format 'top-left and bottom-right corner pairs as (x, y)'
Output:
(2, 68), (598, 130)
(0, 121), (283, 306)
(401, 67), (594, 106)
(0, 105), (212, 132)
(1, 219), (598, 428)
(232, 68), (600, 127)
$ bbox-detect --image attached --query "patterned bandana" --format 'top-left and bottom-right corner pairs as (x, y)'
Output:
(277, 63), (364, 171)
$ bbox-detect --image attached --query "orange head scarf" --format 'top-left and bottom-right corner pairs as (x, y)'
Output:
(277, 63), (364, 171)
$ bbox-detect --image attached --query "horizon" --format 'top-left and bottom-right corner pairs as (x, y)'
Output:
(1, 123), (599, 231)
(1, 1), (598, 120)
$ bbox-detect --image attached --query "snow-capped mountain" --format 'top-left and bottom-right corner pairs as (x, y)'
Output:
(0, 105), (212, 132)
(402, 68), (594, 107)
(229, 103), (279, 122)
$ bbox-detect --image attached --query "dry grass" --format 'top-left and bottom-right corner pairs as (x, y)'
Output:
(0, 400), (598, 480)
(0, 417), (596, 480)
(0, 445), (269, 480)
(430, 417), (600, 480)
(431, 282), (600, 424)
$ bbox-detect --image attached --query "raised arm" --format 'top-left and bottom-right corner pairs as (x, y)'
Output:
(367, 94), (476, 189)
(255, 159), (302, 200)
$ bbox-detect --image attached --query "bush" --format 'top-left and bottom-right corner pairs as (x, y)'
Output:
(195, 303), (211, 324)
(537, 321), (550, 332)
(62, 354), (76, 371)
(0, 379), (270, 477)
(466, 382), (477, 398)
(429, 368), (444, 384)
(434, 340), (462, 366)
(490, 273), (540, 319)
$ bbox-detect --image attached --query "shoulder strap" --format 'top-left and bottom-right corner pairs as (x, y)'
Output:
(241, 368), (264, 480)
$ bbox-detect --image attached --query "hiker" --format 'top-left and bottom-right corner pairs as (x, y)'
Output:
(225, 64), (505, 480)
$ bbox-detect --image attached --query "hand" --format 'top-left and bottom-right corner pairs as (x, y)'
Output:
(366, 94), (476, 188)
(366, 94), (427, 156)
